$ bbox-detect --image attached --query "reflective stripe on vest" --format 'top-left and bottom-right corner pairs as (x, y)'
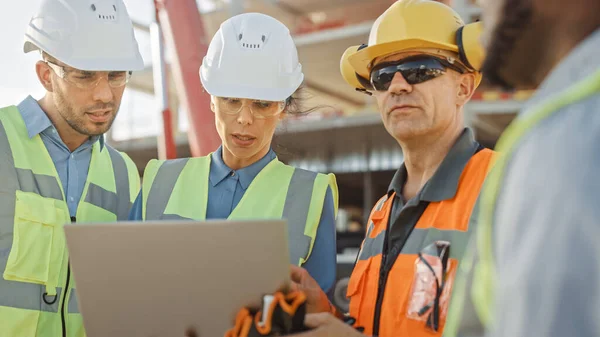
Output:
(141, 156), (338, 266)
(0, 284), (80, 314)
(347, 149), (495, 337)
(0, 105), (138, 337)
(447, 68), (600, 335)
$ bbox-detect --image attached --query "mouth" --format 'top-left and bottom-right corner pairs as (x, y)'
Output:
(388, 105), (417, 115)
(86, 110), (112, 123)
(232, 133), (255, 140)
(231, 133), (257, 146)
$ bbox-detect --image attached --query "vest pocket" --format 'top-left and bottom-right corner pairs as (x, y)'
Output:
(347, 258), (371, 317)
(3, 191), (66, 295)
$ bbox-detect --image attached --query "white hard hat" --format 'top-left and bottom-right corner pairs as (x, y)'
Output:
(24, 0), (144, 71)
(200, 13), (304, 102)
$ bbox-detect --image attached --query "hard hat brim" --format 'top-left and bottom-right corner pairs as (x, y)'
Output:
(24, 40), (145, 72)
(200, 73), (303, 102)
(347, 38), (459, 78)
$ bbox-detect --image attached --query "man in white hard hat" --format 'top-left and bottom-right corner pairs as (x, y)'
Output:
(0, 0), (143, 336)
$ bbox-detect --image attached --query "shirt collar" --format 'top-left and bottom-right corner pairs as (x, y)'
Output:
(17, 95), (104, 150)
(18, 95), (53, 139)
(522, 28), (600, 114)
(387, 127), (480, 202)
(209, 146), (277, 190)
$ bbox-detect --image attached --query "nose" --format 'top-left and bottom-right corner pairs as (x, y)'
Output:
(236, 105), (254, 125)
(92, 77), (114, 103)
(387, 72), (413, 95)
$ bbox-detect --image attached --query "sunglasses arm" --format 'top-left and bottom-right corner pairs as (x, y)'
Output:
(356, 88), (373, 96)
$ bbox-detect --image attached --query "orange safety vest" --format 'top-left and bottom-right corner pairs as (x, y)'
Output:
(347, 149), (495, 337)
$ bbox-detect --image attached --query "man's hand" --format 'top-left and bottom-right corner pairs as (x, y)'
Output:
(288, 313), (365, 337)
(289, 265), (331, 313)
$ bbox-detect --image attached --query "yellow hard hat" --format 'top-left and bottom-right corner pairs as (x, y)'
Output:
(340, 0), (485, 92)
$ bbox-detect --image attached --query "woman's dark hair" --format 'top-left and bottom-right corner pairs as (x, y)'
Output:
(274, 84), (333, 160)
(283, 84), (332, 116)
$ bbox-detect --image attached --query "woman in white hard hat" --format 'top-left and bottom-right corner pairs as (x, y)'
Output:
(129, 13), (338, 293)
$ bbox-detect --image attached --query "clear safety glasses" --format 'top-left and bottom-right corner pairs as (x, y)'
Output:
(212, 96), (286, 119)
(46, 61), (132, 89)
(407, 240), (451, 332)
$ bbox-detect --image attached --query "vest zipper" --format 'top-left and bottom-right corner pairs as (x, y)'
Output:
(372, 223), (390, 337)
(372, 205), (422, 337)
(62, 216), (76, 337)
(61, 262), (71, 337)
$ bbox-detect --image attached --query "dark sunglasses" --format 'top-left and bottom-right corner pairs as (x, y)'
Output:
(365, 56), (466, 91)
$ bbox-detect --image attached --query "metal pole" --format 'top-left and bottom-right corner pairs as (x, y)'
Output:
(150, 16), (178, 159)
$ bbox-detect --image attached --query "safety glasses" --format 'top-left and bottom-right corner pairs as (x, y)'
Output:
(409, 241), (450, 331)
(368, 56), (466, 91)
(46, 61), (132, 89)
(212, 96), (286, 119)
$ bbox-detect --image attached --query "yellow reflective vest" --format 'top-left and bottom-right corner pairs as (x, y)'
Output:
(0, 105), (140, 337)
(141, 156), (338, 266)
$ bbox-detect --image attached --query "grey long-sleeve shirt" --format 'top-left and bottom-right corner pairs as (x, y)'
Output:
(489, 28), (600, 337)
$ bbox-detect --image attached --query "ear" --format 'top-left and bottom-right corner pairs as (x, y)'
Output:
(457, 72), (477, 105)
(36, 61), (54, 92)
(210, 101), (215, 113)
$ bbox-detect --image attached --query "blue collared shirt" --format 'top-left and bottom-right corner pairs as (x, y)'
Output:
(17, 96), (103, 217)
(129, 146), (337, 292)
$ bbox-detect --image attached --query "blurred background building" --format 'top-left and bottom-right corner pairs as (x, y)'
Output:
(114, 0), (530, 232)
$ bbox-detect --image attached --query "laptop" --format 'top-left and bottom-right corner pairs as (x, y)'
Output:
(64, 219), (291, 337)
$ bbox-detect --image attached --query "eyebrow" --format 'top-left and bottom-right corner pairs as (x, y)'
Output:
(67, 69), (94, 76)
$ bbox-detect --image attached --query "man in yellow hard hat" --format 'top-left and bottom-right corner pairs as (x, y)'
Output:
(221, 1), (495, 337)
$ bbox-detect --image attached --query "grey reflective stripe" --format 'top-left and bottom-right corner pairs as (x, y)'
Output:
(16, 168), (63, 200)
(401, 227), (471, 259)
(0, 277), (62, 313)
(85, 183), (118, 214)
(0, 120), (19, 267)
(359, 227), (472, 261)
(145, 158), (189, 220)
(283, 168), (318, 264)
(160, 213), (192, 221)
(83, 147), (132, 219)
(358, 227), (386, 261)
(68, 290), (79, 313)
(358, 196), (389, 261)
(106, 146), (131, 220)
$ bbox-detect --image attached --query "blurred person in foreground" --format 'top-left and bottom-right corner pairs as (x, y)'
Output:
(443, 0), (600, 336)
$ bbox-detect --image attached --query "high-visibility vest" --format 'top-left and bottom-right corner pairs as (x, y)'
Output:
(0, 105), (140, 337)
(444, 67), (600, 336)
(347, 149), (495, 337)
(140, 156), (339, 266)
